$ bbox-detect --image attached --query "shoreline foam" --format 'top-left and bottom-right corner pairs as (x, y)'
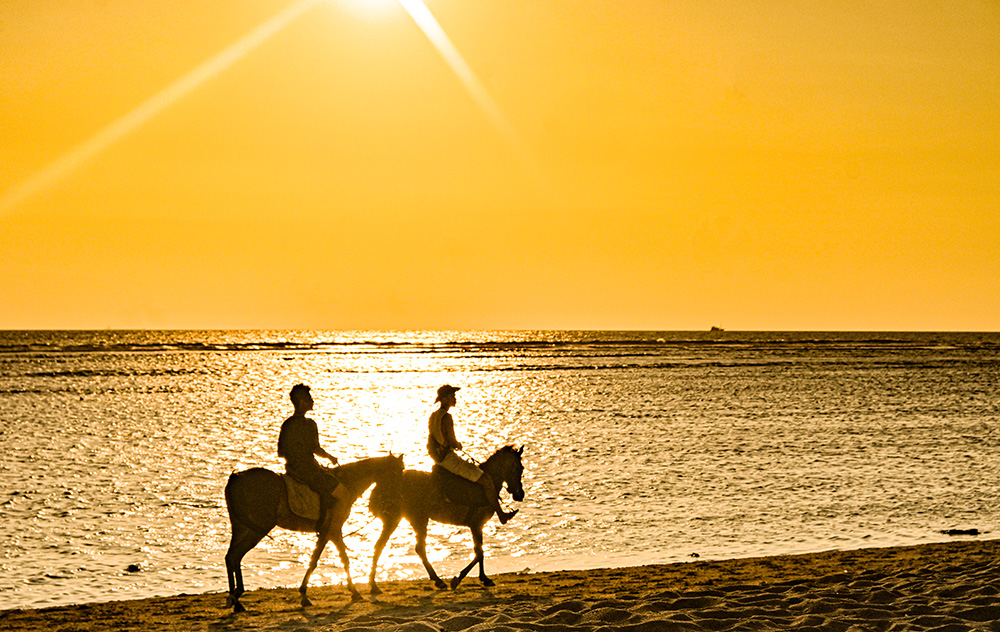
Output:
(3, 539), (999, 631)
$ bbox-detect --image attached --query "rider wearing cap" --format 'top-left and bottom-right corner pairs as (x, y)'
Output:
(427, 384), (517, 524)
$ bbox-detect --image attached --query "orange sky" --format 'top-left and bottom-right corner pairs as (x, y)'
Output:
(2, 0), (998, 330)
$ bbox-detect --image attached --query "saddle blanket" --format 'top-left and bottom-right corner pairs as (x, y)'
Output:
(283, 474), (320, 521)
(431, 465), (488, 507)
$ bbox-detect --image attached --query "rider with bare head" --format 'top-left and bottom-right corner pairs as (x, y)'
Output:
(427, 385), (517, 524)
(278, 384), (340, 528)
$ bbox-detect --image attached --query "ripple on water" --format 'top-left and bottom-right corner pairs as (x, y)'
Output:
(2, 331), (1000, 609)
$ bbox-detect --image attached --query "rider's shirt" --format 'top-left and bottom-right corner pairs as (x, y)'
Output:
(278, 415), (322, 468)
(278, 415), (339, 494)
(427, 409), (455, 462)
(427, 409), (483, 482)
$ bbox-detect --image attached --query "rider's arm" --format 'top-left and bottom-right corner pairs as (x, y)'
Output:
(430, 410), (447, 445)
(309, 418), (338, 464)
(277, 420), (288, 458)
(441, 413), (462, 450)
(315, 446), (338, 465)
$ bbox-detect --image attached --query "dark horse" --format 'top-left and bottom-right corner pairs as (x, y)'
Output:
(224, 454), (404, 612)
(368, 446), (524, 593)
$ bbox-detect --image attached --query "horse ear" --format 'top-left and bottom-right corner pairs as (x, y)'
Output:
(517, 445), (524, 455)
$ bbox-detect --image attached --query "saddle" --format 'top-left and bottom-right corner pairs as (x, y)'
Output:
(283, 474), (321, 521)
(431, 465), (488, 508)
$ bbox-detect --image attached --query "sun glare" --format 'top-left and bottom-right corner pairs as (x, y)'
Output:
(395, 0), (541, 178)
(0, 0), (326, 216)
(335, 0), (399, 20)
(0, 0), (538, 217)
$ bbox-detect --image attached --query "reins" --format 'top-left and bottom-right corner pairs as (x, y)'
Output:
(462, 448), (519, 513)
(458, 448), (482, 465)
(342, 515), (377, 538)
(326, 457), (400, 538)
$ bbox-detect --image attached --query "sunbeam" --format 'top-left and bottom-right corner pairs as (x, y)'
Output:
(394, 0), (540, 177)
(0, 0), (326, 216)
(1, 0), (542, 216)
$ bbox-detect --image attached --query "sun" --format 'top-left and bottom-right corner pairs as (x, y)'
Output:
(336, 0), (400, 20)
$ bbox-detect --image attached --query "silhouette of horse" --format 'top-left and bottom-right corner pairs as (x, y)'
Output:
(368, 446), (524, 593)
(224, 454), (404, 612)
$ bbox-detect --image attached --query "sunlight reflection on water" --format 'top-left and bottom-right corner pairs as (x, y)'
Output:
(1, 331), (999, 609)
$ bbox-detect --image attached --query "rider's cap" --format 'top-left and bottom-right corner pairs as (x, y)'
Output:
(436, 384), (460, 401)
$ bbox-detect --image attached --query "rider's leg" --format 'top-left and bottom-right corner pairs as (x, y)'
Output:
(311, 470), (341, 533)
(316, 493), (333, 532)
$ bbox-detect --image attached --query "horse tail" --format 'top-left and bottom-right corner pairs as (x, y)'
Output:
(368, 479), (399, 519)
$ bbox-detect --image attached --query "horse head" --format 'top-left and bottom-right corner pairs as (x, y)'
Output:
(487, 445), (525, 502)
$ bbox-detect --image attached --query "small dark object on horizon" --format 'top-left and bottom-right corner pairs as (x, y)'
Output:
(126, 564), (141, 573)
(690, 552), (700, 557)
(941, 528), (981, 536)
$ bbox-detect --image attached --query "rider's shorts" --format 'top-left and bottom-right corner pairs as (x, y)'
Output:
(439, 452), (484, 482)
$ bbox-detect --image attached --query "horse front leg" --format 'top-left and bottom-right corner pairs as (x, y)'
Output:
(413, 519), (448, 590)
(369, 513), (401, 596)
(450, 525), (491, 589)
(473, 527), (493, 587)
(299, 534), (329, 607)
(330, 527), (363, 602)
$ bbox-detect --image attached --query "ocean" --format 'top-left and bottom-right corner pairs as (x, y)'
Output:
(1, 330), (998, 610)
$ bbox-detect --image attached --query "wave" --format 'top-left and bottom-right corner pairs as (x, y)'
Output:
(5, 359), (996, 387)
(1, 330), (997, 355)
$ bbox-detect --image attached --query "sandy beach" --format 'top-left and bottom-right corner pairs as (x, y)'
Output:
(4, 539), (999, 631)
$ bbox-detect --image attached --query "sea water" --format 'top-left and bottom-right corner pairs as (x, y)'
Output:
(1, 330), (998, 609)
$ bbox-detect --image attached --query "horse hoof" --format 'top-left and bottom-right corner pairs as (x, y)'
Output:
(481, 577), (495, 588)
(351, 591), (364, 602)
(370, 584), (383, 596)
(450, 577), (462, 590)
(301, 597), (313, 608)
(434, 579), (448, 590)
(232, 601), (246, 614)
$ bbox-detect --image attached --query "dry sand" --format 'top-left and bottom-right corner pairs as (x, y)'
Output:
(4, 539), (1000, 631)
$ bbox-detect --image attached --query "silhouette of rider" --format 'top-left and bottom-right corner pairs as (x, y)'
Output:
(277, 384), (340, 530)
(427, 385), (517, 524)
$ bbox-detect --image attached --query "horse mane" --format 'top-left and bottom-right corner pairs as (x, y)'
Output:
(482, 445), (519, 467)
(332, 455), (398, 496)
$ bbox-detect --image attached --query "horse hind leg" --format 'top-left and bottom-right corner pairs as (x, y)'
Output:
(369, 513), (401, 596)
(413, 519), (448, 590)
(225, 525), (268, 613)
(450, 526), (491, 590)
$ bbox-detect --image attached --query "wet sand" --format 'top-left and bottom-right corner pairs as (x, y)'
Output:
(4, 539), (999, 631)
